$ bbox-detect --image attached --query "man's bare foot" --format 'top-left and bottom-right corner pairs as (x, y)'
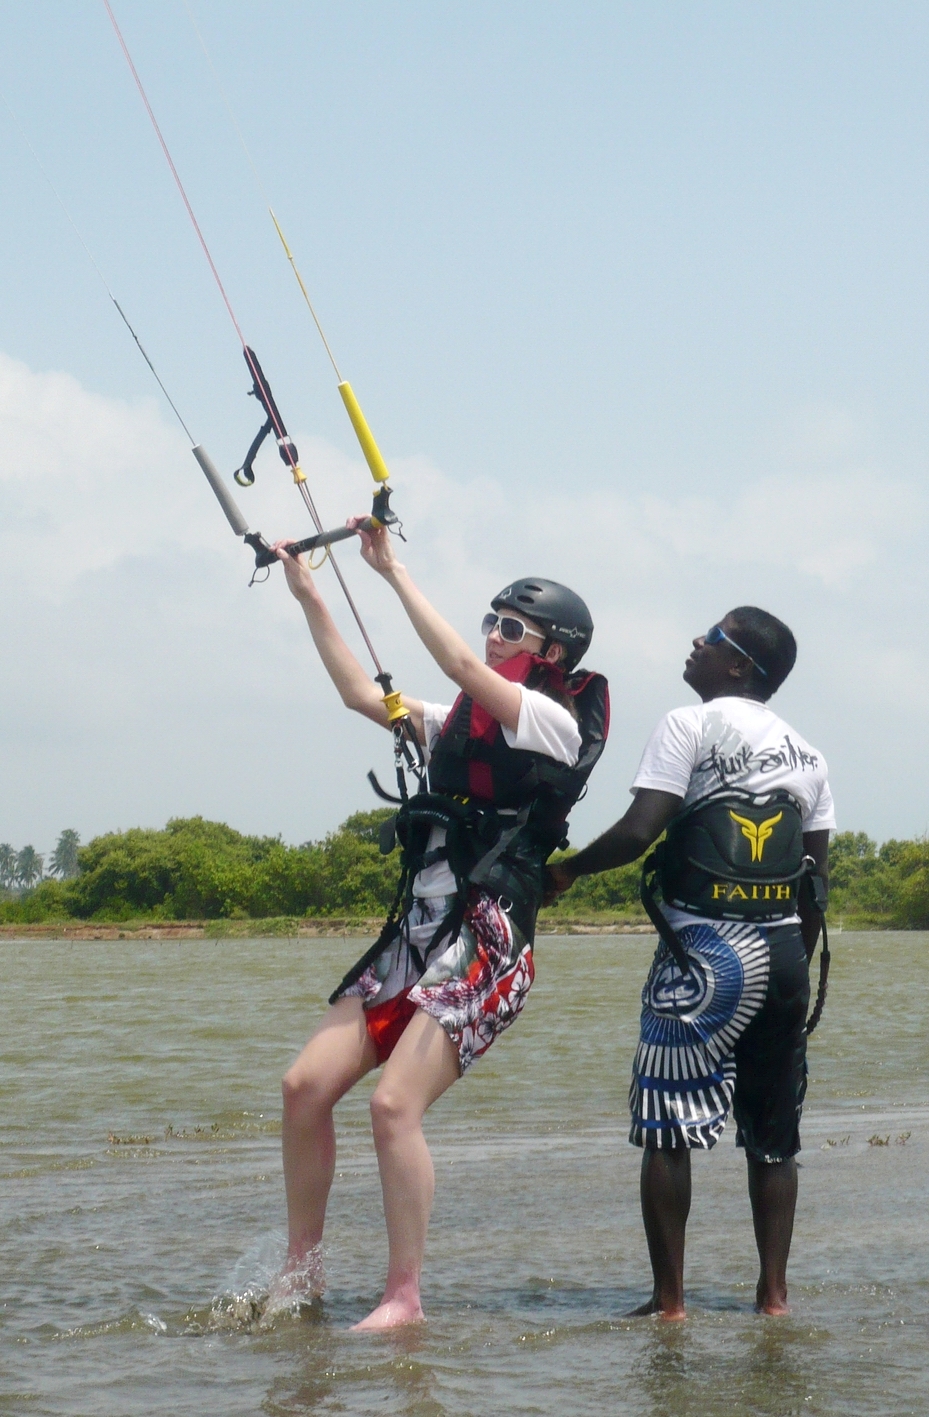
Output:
(626, 1296), (686, 1321)
(351, 1293), (425, 1332)
(755, 1279), (789, 1316)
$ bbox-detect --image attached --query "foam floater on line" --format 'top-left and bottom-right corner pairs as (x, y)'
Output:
(338, 382), (391, 484)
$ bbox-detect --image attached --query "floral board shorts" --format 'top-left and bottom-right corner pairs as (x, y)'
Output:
(629, 920), (809, 1162)
(340, 893), (534, 1073)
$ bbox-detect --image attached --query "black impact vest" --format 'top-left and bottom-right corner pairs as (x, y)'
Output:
(402, 654), (608, 942)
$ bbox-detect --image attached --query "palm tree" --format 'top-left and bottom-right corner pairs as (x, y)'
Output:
(15, 846), (44, 890)
(50, 829), (81, 879)
(0, 844), (15, 890)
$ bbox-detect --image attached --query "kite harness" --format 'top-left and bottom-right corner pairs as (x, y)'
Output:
(639, 788), (830, 1034)
(329, 583), (610, 1003)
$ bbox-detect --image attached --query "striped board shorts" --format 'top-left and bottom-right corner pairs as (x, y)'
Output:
(629, 920), (808, 1157)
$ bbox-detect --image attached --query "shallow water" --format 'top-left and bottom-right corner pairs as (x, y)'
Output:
(0, 931), (926, 1416)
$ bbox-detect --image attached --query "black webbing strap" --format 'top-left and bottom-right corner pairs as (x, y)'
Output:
(804, 868), (830, 1036)
(326, 793), (474, 1005)
(327, 902), (404, 1006)
(640, 850), (691, 977)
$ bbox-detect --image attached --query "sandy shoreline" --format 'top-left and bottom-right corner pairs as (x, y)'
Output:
(0, 919), (656, 941)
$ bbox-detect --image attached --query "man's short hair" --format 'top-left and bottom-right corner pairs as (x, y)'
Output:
(726, 607), (797, 698)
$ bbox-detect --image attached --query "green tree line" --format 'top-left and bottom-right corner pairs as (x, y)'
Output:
(0, 819), (927, 928)
(0, 814), (401, 924)
(0, 829), (80, 891)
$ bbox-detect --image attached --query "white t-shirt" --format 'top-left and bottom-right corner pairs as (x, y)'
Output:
(413, 688), (583, 897)
(631, 696), (835, 928)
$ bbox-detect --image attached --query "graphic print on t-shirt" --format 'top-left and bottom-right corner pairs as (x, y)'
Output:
(689, 708), (822, 804)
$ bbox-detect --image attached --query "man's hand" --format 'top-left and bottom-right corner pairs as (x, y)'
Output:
(543, 860), (575, 906)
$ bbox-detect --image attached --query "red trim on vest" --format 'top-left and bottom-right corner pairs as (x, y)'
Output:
(468, 760), (495, 798)
(442, 652), (567, 746)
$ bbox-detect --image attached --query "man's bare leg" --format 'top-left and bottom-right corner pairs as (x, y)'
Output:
(352, 1009), (460, 1331)
(629, 1147), (691, 1319)
(747, 1155), (797, 1315)
(278, 998), (378, 1289)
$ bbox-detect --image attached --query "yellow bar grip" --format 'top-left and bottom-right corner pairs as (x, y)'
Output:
(381, 689), (410, 724)
(338, 382), (390, 484)
(292, 463), (306, 484)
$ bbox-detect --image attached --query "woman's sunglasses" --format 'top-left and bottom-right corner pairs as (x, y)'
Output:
(481, 612), (545, 645)
(704, 624), (768, 678)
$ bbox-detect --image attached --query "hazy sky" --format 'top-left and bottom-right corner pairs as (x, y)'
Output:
(2, 1), (928, 856)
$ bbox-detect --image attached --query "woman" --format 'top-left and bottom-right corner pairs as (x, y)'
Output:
(274, 522), (607, 1330)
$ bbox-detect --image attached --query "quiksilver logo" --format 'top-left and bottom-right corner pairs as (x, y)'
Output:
(729, 810), (782, 862)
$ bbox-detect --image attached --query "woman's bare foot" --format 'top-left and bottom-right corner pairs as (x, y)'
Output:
(266, 1245), (326, 1314)
(351, 1281), (425, 1331)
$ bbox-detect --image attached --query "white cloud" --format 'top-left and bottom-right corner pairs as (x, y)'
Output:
(2, 353), (929, 852)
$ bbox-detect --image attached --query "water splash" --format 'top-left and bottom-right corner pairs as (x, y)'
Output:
(210, 1232), (325, 1330)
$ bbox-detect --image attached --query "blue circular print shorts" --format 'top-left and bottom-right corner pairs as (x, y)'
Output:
(629, 920), (772, 1152)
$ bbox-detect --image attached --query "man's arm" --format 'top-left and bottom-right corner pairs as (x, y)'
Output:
(548, 788), (684, 892)
(799, 829), (830, 960)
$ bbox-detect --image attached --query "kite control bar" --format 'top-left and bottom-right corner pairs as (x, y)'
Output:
(250, 483), (399, 568)
(191, 447), (397, 572)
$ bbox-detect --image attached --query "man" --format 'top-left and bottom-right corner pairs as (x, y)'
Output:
(549, 607), (834, 1319)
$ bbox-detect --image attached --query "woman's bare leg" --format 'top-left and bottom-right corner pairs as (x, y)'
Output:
(280, 997), (378, 1277)
(352, 1009), (461, 1331)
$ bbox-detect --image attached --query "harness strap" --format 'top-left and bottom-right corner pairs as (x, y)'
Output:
(468, 804), (532, 891)
(640, 850), (692, 977)
(803, 867), (830, 1036)
(328, 913), (401, 1005)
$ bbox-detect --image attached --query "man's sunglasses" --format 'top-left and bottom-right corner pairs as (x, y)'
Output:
(482, 612), (545, 645)
(704, 624), (768, 678)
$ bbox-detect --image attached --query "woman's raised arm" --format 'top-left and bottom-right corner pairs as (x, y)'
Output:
(354, 521), (536, 733)
(274, 540), (425, 740)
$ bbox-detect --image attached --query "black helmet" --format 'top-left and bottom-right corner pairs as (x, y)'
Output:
(491, 577), (593, 671)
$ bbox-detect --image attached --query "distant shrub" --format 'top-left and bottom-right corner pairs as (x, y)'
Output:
(43, 813), (399, 922)
(0, 879), (71, 923)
